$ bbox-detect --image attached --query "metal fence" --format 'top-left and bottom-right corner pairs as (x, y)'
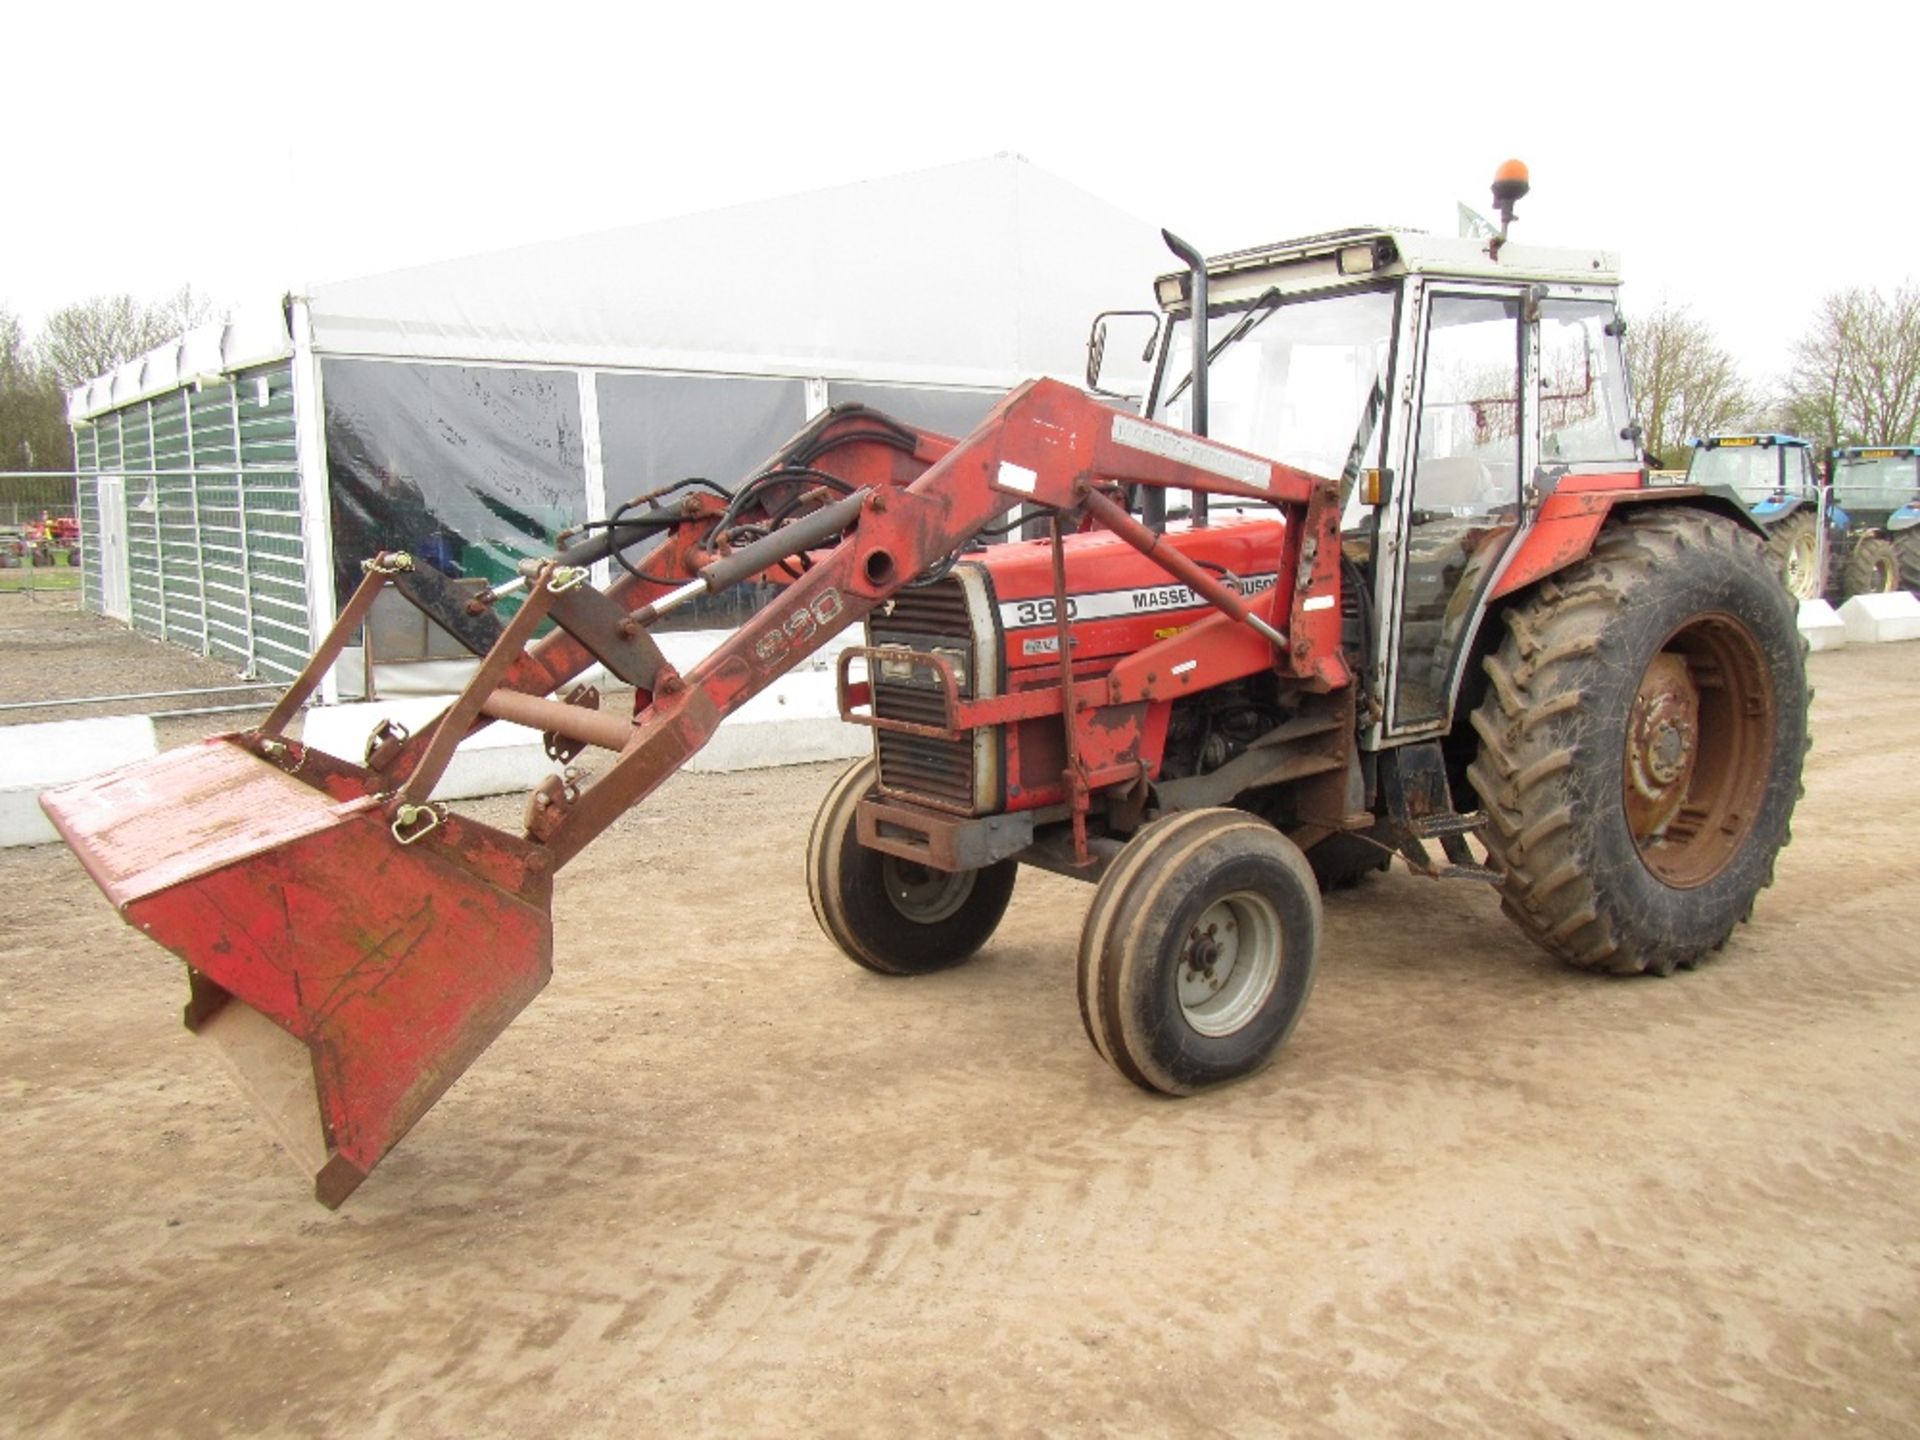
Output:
(0, 472), (82, 600)
(0, 472), (78, 529)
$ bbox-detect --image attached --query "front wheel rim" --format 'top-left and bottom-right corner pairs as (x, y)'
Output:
(1177, 892), (1283, 1037)
(880, 856), (976, 924)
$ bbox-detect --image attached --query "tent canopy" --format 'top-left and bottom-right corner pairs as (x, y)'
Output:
(302, 155), (1170, 387)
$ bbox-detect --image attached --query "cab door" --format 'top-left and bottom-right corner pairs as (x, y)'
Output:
(1384, 289), (1530, 733)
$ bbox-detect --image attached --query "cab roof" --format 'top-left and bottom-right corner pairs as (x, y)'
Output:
(1693, 434), (1811, 450)
(1154, 226), (1621, 310)
(1832, 444), (1920, 458)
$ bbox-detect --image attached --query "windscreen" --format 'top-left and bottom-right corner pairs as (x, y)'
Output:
(1151, 288), (1397, 504)
(1687, 444), (1785, 503)
(1832, 453), (1920, 513)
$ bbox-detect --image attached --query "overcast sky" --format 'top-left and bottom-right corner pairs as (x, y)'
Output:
(4, 1), (1906, 393)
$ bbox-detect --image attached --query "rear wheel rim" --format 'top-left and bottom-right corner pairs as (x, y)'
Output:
(1623, 614), (1774, 888)
(1177, 891), (1282, 1037)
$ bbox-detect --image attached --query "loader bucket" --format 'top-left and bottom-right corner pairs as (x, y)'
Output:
(41, 736), (553, 1207)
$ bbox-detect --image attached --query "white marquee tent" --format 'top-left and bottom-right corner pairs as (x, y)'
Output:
(67, 156), (1169, 697)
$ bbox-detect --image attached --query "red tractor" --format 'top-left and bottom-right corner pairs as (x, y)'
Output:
(44, 166), (1807, 1206)
(24, 512), (80, 566)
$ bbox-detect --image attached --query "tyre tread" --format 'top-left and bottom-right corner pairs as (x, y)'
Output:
(1467, 508), (1809, 976)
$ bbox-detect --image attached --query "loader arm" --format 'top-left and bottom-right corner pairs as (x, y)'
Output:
(338, 405), (965, 788)
(42, 377), (1344, 1207)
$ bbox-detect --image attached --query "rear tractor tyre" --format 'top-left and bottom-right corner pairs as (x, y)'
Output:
(1761, 511), (1821, 601)
(1841, 534), (1901, 597)
(1077, 809), (1320, 1095)
(806, 758), (1016, 976)
(1893, 530), (1920, 593)
(1467, 509), (1808, 977)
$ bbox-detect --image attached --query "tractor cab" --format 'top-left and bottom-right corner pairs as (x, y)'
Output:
(1685, 435), (1822, 599)
(1830, 445), (1920, 520)
(1132, 215), (1637, 746)
(1827, 445), (1920, 595)
(1686, 434), (1818, 514)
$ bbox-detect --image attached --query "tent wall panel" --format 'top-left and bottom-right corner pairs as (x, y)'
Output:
(322, 359), (587, 607)
(826, 382), (1000, 440)
(188, 380), (238, 469)
(74, 426), (102, 613)
(65, 361), (308, 677)
(596, 372), (807, 501)
(151, 393), (191, 470)
(126, 477), (164, 639)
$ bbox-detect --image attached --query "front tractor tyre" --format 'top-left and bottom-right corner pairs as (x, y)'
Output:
(807, 758), (1017, 976)
(1077, 809), (1320, 1095)
(1467, 509), (1808, 977)
(1842, 534), (1902, 597)
(1762, 511), (1821, 601)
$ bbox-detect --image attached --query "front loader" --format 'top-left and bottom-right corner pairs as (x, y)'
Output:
(44, 166), (1809, 1207)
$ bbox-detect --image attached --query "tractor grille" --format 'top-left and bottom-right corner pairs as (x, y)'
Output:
(869, 578), (983, 814)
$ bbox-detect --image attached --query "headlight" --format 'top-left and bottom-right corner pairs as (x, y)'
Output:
(933, 647), (968, 691)
(874, 646), (968, 691)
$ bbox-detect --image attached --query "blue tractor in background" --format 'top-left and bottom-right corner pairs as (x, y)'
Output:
(1686, 434), (1824, 600)
(1827, 446), (1920, 596)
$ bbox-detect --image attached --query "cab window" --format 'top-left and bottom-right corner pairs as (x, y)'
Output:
(1539, 301), (1635, 464)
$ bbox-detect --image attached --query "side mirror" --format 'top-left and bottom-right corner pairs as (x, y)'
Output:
(1086, 318), (1108, 390)
(1086, 310), (1162, 394)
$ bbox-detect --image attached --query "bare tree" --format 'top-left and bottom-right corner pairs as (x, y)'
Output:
(0, 305), (72, 472)
(153, 283), (219, 336)
(1626, 303), (1754, 467)
(1780, 285), (1920, 452)
(37, 286), (220, 391)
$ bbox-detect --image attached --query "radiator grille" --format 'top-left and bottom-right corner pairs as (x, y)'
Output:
(869, 578), (981, 813)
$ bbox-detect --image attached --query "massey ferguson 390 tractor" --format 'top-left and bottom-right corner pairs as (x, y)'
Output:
(43, 166), (1809, 1207)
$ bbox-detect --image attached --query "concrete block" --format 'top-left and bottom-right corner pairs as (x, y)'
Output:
(5, 714), (159, 847)
(1838, 591), (1920, 644)
(1797, 599), (1847, 651)
(641, 630), (867, 772)
(684, 668), (868, 774)
(335, 650), (610, 700)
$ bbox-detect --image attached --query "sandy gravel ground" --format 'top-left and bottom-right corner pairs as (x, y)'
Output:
(1, 603), (1915, 1437)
